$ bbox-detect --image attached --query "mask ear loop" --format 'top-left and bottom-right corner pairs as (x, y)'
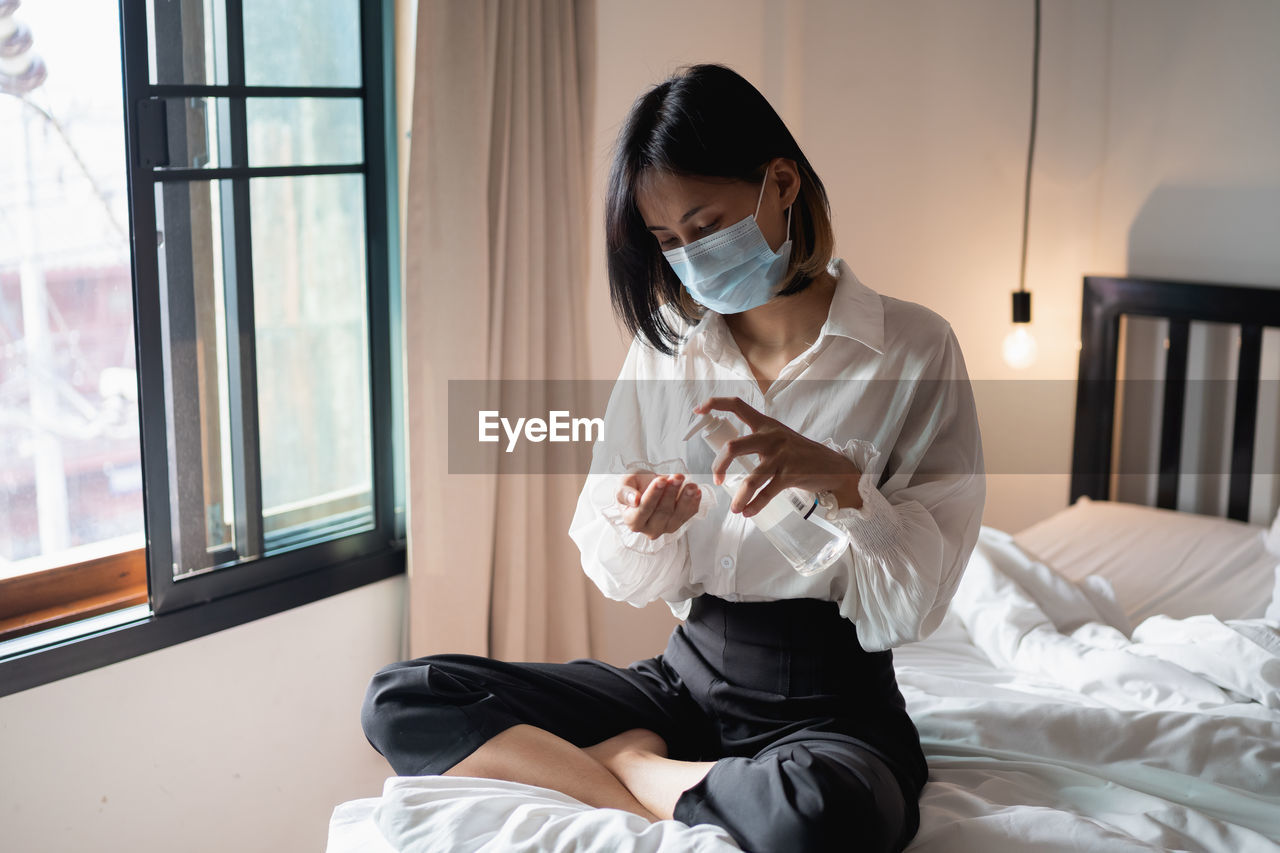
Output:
(753, 170), (770, 220)
(754, 167), (794, 243)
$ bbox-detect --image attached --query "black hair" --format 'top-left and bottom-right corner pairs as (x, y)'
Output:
(605, 63), (835, 357)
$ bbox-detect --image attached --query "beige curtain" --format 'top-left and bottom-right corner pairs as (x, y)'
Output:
(403, 0), (598, 662)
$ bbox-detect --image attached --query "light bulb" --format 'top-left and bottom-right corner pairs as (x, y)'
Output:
(1002, 324), (1037, 369)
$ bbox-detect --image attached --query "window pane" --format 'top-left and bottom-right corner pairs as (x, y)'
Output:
(247, 98), (363, 167)
(147, 0), (229, 86)
(153, 181), (237, 560)
(250, 175), (372, 540)
(155, 97), (229, 170)
(243, 0), (361, 88)
(149, 97), (362, 170)
(0, 0), (144, 577)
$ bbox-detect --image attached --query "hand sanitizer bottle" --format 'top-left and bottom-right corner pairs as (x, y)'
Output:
(683, 412), (851, 576)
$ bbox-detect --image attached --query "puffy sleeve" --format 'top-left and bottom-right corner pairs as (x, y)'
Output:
(567, 337), (717, 608)
(820, 323), (986, 651)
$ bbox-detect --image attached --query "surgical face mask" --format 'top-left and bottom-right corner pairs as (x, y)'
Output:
(661, 173), (794, 315)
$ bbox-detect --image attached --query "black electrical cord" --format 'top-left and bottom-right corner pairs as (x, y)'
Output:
(1018, 0), (1041, 298)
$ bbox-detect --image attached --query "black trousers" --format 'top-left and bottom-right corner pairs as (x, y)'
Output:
(361, 595), (928, 853)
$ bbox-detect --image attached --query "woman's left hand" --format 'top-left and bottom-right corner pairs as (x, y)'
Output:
(692, 396), (863, 516)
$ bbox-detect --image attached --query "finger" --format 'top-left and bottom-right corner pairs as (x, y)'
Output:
(692, 395), (772, 431)
(730, 475), (766, 515)
(659, 474), (685, 516)
(711, 433), (775, 485)
(712, 446), (749, 488)
(630, 475), (668, 529)
(671, 484), (702, 530)
(674, 478), (701, 503)
(623, 469), (664, 508)
(742, 476), (787, 518)
(643, 475), (683, 537)
(673, 479), (701, 510)
(731, 465), (776, 514)
(617, 472), (643, 507)
(711, 436), (767, 487)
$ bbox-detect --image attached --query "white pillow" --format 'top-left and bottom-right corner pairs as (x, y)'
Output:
(1012, 496), (1279, 625)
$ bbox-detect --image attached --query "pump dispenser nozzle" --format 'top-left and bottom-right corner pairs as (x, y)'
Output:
(683, 412), (716, 442)
(683, 411), (742, 453)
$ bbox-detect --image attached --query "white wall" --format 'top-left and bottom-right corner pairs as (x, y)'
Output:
(796, 0), (1099, 532)
(584, 0), (1280, 663)
(0, 576), (403, 853)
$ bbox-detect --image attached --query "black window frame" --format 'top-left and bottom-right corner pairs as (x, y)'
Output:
(0, 0), (405, 699)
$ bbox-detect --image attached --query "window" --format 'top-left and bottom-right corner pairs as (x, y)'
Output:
(0, 0), (404, 697)
(0, 0), (145, 641)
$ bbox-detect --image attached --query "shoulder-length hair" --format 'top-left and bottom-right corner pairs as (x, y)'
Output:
(605, 63), (835, 357)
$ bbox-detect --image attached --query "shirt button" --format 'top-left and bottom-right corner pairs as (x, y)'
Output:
(719, 555), (735, 570)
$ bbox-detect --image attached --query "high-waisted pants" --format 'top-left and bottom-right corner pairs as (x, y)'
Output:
(361, 595), (929, 853)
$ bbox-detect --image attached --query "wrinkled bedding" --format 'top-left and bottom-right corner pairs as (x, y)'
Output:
(897, 527), (1280, 852)
(328, 526), (1280, 853)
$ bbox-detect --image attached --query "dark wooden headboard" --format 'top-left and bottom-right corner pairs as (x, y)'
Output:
(1070, 275), (1280, 522)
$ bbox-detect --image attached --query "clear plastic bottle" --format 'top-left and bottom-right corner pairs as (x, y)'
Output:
(683, 412), (851, 576)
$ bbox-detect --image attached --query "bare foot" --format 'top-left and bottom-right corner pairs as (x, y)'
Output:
(582, 728), (669, 771)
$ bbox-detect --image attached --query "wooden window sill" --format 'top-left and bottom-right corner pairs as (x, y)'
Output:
(0, 549), (148, 643)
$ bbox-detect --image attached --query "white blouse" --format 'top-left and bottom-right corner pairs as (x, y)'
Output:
(567, 257), (986, 652)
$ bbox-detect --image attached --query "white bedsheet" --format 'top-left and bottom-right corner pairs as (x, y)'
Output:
(899, 527), (1280, 852)
(326, 776), (744, 853)
(329, 527), (1280, 853)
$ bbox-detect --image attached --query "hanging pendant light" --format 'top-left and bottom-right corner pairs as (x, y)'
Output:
(1003, 0), (1040, 369)
(1003, 291), (1036, 368)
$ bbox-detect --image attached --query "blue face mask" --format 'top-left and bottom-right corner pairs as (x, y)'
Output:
(662, 172), (794, 315)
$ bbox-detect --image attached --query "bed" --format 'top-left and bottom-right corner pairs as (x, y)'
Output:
(328, 275), (1280, 853)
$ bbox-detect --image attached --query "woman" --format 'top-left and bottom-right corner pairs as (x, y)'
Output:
(362, 64), (985, 853)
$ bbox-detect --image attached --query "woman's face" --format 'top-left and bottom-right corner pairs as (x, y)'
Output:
(635, 159), (800, 255)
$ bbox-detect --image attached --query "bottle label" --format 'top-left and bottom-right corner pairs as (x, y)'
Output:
(784, 490), (812, 515)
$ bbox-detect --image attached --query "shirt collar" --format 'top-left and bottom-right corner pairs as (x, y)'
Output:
(679, 257), (885, 357)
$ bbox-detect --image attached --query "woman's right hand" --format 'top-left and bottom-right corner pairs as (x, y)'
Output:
(615, 470), (702, 540)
